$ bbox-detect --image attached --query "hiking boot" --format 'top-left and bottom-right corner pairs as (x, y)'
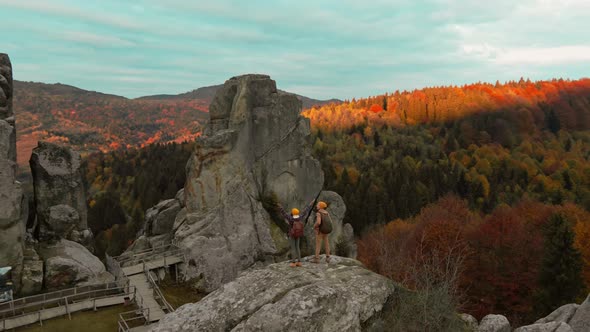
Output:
(311, 257), (320, 264)
(295, 261), (302, 267)
(289, 262), (297, 267)
(326, 256), (331, 263)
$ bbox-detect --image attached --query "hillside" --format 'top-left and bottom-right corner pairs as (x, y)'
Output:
(137, 84), (342, 109)
(83, 76), (590, 326)
(302, 78), (590, 324)
(13, 80), (209, 169)
(14, 81), (339, 171)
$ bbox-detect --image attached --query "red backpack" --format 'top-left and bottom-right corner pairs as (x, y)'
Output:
(291, 219), (305, 238)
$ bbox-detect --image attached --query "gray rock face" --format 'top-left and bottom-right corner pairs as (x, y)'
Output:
(0, 53), (25, 291)
(514, 322), (573, 332)
(478, 314), (511, 332)
(38, 239), (113, 289)
(146, 199), (181, 236)
(536, 303), (579, 325)
(0, 53), (13, 120)
(46, 204), (80, 240)
(30, 141), (89, 243)
(177, 75), (330, 292)
(569, 294), (590, 332)
(175, 188), (185, 208)
(151, 256), (395, 332)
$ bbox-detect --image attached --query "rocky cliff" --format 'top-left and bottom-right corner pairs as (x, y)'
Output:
(0, 54), (110, 295)
(131, 74), (355, 292)
(29, 141), (90, 246)
(0, 53), (26, 291)
(25, 141), (110, 293)
(151, 256), (395, 332)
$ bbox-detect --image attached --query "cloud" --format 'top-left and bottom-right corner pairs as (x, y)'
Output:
(0, 0), (143, 30)
(2, 0), (589, 100)
(492, 45), (590, 65)
(60, 31), (136, 47)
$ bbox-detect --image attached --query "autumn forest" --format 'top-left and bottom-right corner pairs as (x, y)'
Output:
(22, 77), (590, 326)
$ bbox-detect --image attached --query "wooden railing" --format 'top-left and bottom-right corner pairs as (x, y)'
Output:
(111, 241), (189, 331)
(118, 307), (149, 332)
(0, 284), (136, 331)
(112, 244), (184, 267)
(0, 282), (121, 317)
(146, 270), (174, 313)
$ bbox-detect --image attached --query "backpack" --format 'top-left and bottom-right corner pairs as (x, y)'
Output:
(291, 219), (305, 238)
(319, 211), (333, 234)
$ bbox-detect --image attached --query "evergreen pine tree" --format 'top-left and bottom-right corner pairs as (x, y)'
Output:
(534, 213), (584, 317)
(546, 109), (561, 134)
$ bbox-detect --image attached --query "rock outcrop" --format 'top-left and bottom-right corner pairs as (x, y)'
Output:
(0, 53), (25, 291)
(163, 74), (353, 292)
(151, 256), (395, 332)
(30, 141), (91, 246)
(145, 198), (181, 236)
(514, 321), (573, 332)
(568, 294), (590, 332)
(38, 239), (113, 289)
(504, 294), (590, 332)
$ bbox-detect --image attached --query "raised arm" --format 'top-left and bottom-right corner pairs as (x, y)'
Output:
(276, 203), (290, 221)
(301, 199), (315, 218)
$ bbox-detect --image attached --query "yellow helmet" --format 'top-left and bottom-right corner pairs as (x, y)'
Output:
(291, 208), (300, 215)
(318, 201), (327, 209)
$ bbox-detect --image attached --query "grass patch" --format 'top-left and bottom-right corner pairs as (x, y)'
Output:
(17, 304), (132, 332)
(159, 278), (207, 309)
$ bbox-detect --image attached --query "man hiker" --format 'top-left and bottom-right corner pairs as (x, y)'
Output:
(276, 200), (314, 267)
(312, 201), (333, 263)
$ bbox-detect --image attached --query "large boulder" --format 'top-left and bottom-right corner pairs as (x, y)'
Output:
(478, 314), (511, 332)
(151, 256), (395, 332)
(569, 294), (590, 332)
(302, 190), (356, 258)
(145, 199), (181, 236)
(0, 53), (25, 291)
(176, 75), (332, 291)
(30, 141), (89, 243)
(38, 239), (113, 289)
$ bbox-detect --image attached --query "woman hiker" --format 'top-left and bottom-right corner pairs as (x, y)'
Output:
(276, 200), (314, 267)
(312, 201), (333, 264)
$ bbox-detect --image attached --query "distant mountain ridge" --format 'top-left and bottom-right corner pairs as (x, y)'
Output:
(137, 84), (342, 109)
(14, 81), (126, 100)
(12, 80), (341, 170)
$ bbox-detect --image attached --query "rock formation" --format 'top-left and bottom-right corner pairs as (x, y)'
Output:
(38, 239), (113, 289)
(151, 256), (395, 332)
(130, 74), (355, 292)
(480, 294), (590, 332)
(0, 53), (25, 291)
(30, 141), (91, 247)
(27, 141), (112, 291)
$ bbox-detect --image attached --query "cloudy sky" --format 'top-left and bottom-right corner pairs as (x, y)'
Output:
(1, 0), (589, 99)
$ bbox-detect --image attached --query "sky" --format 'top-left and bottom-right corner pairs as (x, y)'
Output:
(1, 0), (589, 100)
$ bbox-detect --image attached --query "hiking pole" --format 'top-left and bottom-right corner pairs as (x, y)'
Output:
(304, 191), (322, 226)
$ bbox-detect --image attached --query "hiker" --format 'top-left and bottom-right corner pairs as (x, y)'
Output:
(312, 201), (333, 263)
(276, 200), (314, 267)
